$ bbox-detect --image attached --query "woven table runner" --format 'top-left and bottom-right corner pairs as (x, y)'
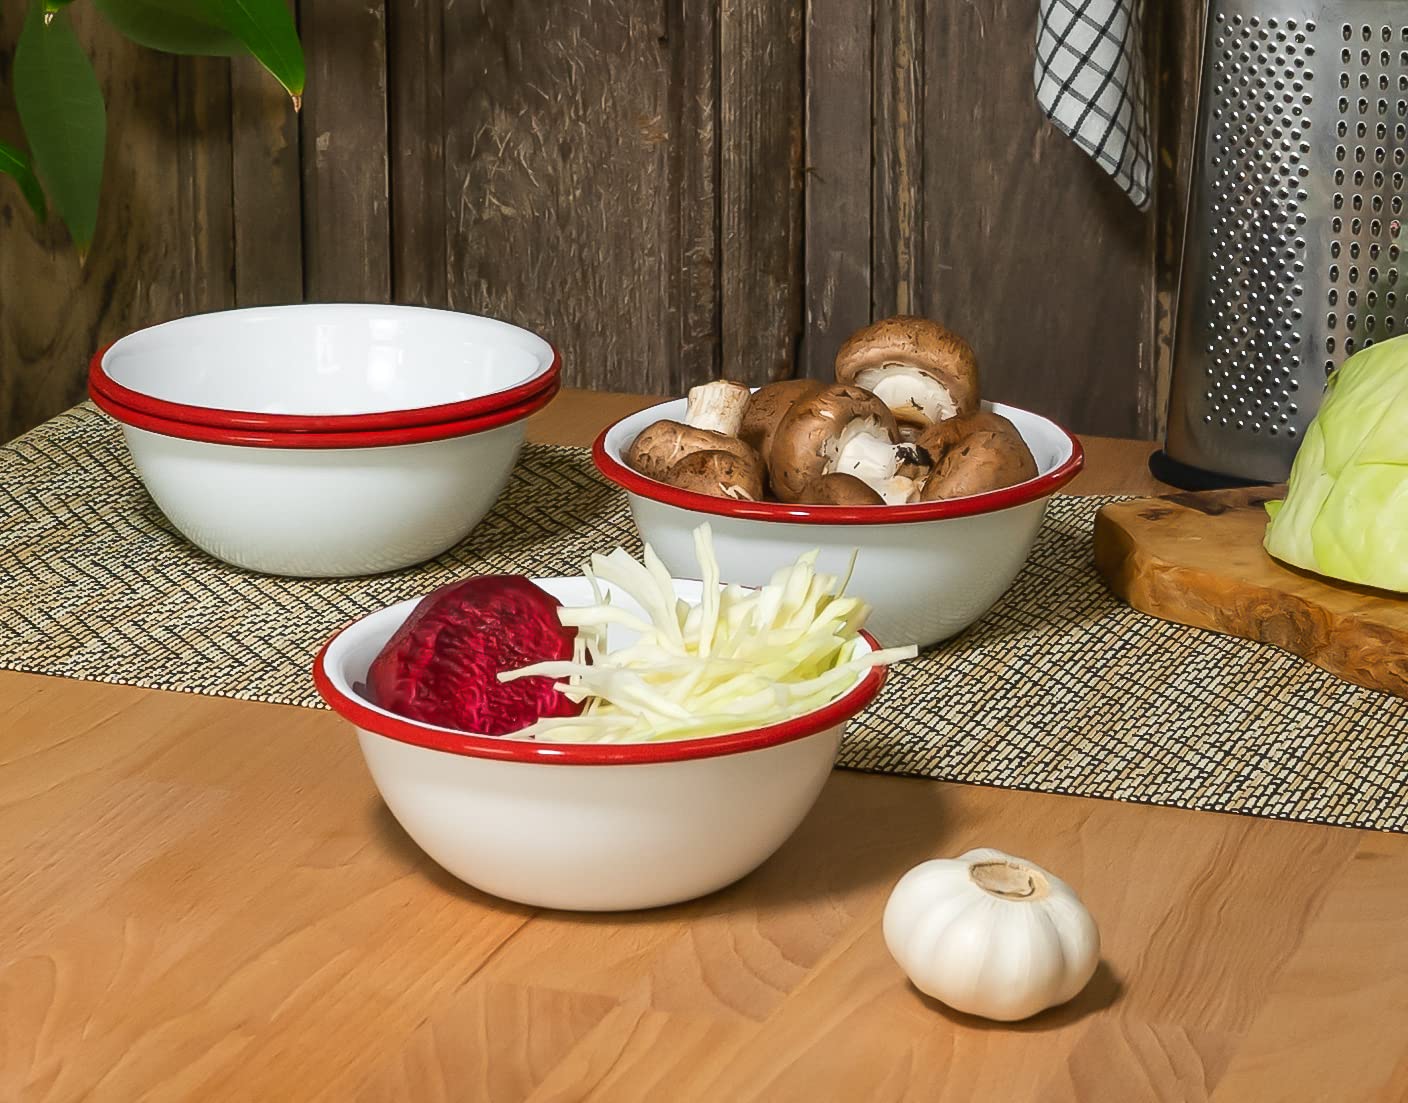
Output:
(4, 404), (1407, 831)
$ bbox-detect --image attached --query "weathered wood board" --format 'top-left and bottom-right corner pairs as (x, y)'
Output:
(0, 0), (1205, 444)
(1094, 488), (1408, 698)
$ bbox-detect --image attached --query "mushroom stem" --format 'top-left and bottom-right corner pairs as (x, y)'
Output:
(830, 418), (899, 481)
(685, 381), (751, 436)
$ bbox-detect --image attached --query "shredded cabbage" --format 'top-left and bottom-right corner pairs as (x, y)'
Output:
(498, 525), (917, 743)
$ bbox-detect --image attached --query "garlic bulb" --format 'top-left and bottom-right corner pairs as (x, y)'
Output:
(882, 848), (1100, 1022)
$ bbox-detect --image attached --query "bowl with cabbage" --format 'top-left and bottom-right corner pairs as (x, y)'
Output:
(314, 527), (914, 911)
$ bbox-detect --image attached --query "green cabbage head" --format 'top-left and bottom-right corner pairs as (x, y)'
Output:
(1264, 333), (1408, 592)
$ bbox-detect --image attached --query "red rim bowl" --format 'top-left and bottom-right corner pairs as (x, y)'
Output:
(313, 614), (886, 767)
(89, 310), (561, 433)
(592, 399), (1085, 525)
(91, 376), (560, 449)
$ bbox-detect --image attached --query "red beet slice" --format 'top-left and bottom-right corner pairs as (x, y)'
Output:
(367, 575), (582, 736)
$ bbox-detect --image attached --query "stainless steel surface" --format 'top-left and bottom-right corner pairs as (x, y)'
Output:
(1167, 1), (1408, 481)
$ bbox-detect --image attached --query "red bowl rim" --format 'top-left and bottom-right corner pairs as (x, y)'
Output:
(89, 331), (561, 433)
(312, 627), (887, 766)
(91, 376), (560, 448)
(591, 404), (1086, 525)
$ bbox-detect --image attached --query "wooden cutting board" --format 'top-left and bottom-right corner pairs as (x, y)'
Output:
(1093, 486), (1408, 698)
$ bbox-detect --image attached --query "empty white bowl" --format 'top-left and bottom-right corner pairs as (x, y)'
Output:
(90, 304), (559, 432)
(314, 576), (887, 911)
(93, 383), (557, 577)
(594, 398), (1084, 647)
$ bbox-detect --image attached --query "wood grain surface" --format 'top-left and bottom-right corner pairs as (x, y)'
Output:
(918, 0), (1157, 440)
(1093, 487), (1408, 698)
(0, 0), (1206, 444)
(299, 0), (391, 302)
(5, 389), (1407, 1101)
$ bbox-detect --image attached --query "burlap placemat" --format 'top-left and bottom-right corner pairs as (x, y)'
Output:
(4, 404), (1407, 831)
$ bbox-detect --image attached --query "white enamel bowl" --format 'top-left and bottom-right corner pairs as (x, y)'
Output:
(594, 398), (1084, 648)
(92, 382), (558, 578)
(88, 304), (559, 432)
(314, 577), (887, 911)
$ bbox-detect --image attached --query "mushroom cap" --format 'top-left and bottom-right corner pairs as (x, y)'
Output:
(625, 420), (754, 482)
(798, 472), (885, 506)
(834, 315), (980, 421)
(920, 428), (1039, 501)
(739, 378), (825, 463)
(663, 448), (765, 501)
(914, 410), (1024, 465)
(767, 385), (898, 503)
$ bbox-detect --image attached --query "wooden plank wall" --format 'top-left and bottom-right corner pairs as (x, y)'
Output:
(0, 0), (1200, 444)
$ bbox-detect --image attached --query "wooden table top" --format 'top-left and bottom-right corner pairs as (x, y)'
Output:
(4, 389), (1402, 1102)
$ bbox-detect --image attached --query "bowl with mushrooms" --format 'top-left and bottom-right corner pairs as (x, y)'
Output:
(593, 316), (1084, 647)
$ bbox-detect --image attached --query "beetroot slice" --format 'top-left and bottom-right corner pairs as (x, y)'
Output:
(366, 575), (582, 736)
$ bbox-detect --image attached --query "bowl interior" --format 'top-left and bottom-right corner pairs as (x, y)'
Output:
(103, 305), (555, 417)
(602, 394), (1075, 479)
(318, 575), (881, 758)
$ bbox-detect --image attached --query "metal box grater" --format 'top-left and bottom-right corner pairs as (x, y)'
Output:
(1164, 1), (1408, 484)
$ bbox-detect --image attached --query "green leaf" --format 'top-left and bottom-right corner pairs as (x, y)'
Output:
(13, 1), (106, 251)
(0, 140), (48, 221)
(196, 0), (304, 100)
(94, 0), (304, 101)
(92, 0), (243, 56)
(41, 0), (78, 20)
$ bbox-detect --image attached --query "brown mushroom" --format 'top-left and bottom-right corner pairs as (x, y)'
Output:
(625, 421), (757, 481)
(920, 429), (1039, 501)
(914, 410), (1028, 466)
(625, 380), (756, 481)
(768, 385), (923, 504)
(662, 449), (765, 501)
(798, 472), (884, 506)
(739, 378), (825, 461)
(834, 316), (980, 431)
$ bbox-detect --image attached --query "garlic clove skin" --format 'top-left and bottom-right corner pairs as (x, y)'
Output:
(883, 847), (1101, 1022)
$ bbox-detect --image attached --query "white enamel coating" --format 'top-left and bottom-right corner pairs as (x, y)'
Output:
(602, 399), (1074, 647)
(102, 305), (554, 417)
(321, 578), (862, 911)
(120, 420), (524, 577)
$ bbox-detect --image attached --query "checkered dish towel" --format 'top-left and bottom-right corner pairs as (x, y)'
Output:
(1036, 0), (1152, 210)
